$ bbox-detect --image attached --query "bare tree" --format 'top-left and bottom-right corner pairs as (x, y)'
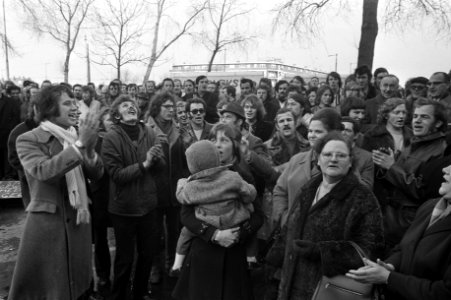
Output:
(90, 0), (147, 80)
(197, 0), (254, 72)
(16, 0), (94, 83)
(274, 0), (451, 70)
(142, 0), (207, 83)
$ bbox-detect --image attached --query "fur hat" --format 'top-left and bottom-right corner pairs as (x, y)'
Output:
(185, 140), (220, 174)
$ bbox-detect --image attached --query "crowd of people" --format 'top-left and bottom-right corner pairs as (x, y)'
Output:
(2, 65), (451, 300)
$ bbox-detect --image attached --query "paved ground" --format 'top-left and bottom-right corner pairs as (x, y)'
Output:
(0, 198), (265, 300)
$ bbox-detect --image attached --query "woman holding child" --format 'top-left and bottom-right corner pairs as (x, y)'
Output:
(172, 123), (263, 300)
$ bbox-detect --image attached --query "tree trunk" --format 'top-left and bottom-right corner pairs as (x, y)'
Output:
(357, 0), (378, 70)
(207, 48), (219, 72)
(64, 51), (70, 83)
(143, 1), (163, 83)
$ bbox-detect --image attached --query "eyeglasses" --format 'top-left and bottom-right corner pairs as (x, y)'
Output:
(161, 104), (175, 110)
(320, 152), (349, 160)
(190, 109), (205, 115)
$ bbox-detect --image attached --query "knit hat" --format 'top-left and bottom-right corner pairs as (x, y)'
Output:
(185, 140), (221, 174)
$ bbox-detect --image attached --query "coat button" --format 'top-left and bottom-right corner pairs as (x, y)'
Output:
(66, 218), (70, 223)
(289, 255), (293, 260)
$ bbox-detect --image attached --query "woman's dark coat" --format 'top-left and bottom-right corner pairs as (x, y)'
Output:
(385, 198), (451, 300)
(277, 172), (384, 300)
(172, 161), (263, 300)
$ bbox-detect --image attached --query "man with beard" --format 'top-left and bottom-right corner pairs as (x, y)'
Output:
(275, 80), (289, 108)
(195, 75), (219, 124)
(365, 74), (400, 124)
(181, 98), (213, 146)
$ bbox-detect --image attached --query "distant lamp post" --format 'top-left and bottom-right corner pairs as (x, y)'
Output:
(328, 53), (338, 72)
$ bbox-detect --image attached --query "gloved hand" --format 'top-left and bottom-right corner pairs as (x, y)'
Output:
(293, 239), (321, 261)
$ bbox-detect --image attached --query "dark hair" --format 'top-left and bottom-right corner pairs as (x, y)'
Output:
(374, 67), (388, 78)
(259, 77), (272, 88)
(291, 75), (306, 86)
(241, 94), (266, 121)
(310, 108), (343, 131)
(287, 93), (311, 115)
(340, 96), (365, 117)
(110, 95), (139, 124)
(162, 78), (174, 87)
(210, 123), (242, 162)
(108, 81), (120, 90)
(73, 84), (82, 90)
(313, 131), (352, 157)
(240, 78), (254, 89)
(275, 107), (295, 121)
(195, 75), (207, 85)
(315, 85), (334, 106)
(326, 72), (342, 88)
(377, 97), (406, 125)
(127, 83), (137, 90)
(414, 97), (448, 132)
(186, 97), (207, 112)
(6, 85), (20, 94)
(287, 85), (301, 95)
(184, 79), (195, 87)
(36, 85), (73, 122)
(146, 91), (176, 119)
(275, 80), (289, 92)
(224, 85), (236, 98)
(341, 116), (360, 133)
(354, 65), (372, 81)
(81, 85), (94, 97)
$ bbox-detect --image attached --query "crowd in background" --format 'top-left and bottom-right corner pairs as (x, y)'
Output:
(2, 65), (451, 300)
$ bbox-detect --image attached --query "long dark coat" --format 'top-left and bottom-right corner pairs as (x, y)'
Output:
(172, 162), (263, 300)
(385, 198), (451, 300)
(278, 172), (384, 300)
(8, 126), (104, 300)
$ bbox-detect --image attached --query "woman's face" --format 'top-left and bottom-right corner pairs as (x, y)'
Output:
(257, 89), (268, 101)
(159, 100), (175, 121)
(127, 86), (137, 96)
(109, 85), (119, 96)
(286, 98), (303, 117)
(308, 91), (317, 106)
(243, 102), (257, 121)
(118, 100), (138, 124)
(387, 104), (407, 129)
(439, 165), (451, 199)
(213, 130), (234, 164)
(320, 89), (333, 106)
(52, 92), (79, 129)
(308, 120), (328, 147)
(318, 140), (352, 182)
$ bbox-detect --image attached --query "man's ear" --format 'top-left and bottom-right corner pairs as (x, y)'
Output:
(435, 120), (444, 130)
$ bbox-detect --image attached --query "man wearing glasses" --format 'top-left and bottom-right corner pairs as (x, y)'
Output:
(182, 97), (213, 146)
(428, 72), (451, 123)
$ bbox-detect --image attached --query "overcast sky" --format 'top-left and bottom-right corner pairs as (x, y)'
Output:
(1, 0), (450, 86)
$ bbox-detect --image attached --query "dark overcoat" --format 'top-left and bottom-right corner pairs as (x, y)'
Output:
(8, 126), (104, 300)
(277, 172), (384, 300)
(385, 198), (451, 300)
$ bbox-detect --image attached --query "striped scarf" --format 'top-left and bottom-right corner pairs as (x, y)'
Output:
(40, 121), (90, 225)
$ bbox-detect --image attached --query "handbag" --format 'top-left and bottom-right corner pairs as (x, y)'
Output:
(311, 241), (375, 300)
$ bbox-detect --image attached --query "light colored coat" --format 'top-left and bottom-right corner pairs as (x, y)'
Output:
(8, 126), (103, 300)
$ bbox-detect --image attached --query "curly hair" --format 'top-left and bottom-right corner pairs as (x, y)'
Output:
(145, 91), (176, 119)
(36, 85), (74, 122)
(376, 97), (406, 125)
